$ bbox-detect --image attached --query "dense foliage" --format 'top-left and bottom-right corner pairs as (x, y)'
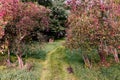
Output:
(38, 0), (52, 7)
(21, 0), (67, 40)
(46, 0), (67, 39)
(65, 0), (120, 66)
(0, 0), (50, 68)
(22, 0), (52, 7)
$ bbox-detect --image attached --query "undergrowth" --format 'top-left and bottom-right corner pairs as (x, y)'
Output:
(0, 40), (120, 80)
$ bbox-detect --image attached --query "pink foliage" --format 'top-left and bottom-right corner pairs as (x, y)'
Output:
(0, 11), (5, 19)
(0, 0), (19, 38)
(0, 1), (50, 68)
(0, 26), (4, 39)
(66, 0), (120, 64)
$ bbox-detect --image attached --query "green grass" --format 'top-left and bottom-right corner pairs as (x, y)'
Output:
(0, 61), (42, 80)
(48, 46), (76, 80)
(47, 46), (120, 80)
(0, 39), (120, 80)
(0, 40), (64, 80)
(24, 40), (64, 60)
(40, 45), (120, 80)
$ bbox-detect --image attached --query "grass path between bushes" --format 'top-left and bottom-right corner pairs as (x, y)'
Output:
(40, 46), (77, 80)
(40, 40), (120, 80)
(0, 40), (120, 80)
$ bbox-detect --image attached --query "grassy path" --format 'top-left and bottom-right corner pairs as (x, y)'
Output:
(0, 40), (120, 80)
(38, 40), (120, 80)
(40, 45), (77, 80)
(40, 47), (58, 80)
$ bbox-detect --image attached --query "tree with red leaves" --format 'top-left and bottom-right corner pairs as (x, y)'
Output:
(0, 0), (50, 68)
(65, 0), (120, 67)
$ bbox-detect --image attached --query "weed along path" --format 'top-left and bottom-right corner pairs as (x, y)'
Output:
(40, 41), (77, 80)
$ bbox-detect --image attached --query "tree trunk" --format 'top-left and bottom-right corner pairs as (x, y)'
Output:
(15, 34), (27, 69)
(82, 54), (91, 68)
(98, 42), (107, 65)
(98, 50), (107, 64)
(7, 49), (11, 66)
(113, 48), (119, 63)
(16, 54), (24, 69)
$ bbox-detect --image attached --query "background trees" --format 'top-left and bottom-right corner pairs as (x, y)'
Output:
(37, 0), (68, 40)
(21, 0), (68, 40)
(38, 0), (52, 7)
(46, 0), (67, 39)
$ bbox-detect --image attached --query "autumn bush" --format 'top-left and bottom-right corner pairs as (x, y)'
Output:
(65, 0), (120, 67)
(0, 0), (50, 68)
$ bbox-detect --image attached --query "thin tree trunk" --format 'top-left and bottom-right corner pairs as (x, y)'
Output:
(98, 50), (107, 64)
(7, 49), (11, 66)
(15, 34), (26, 69)
(82, 54), (91, 68)
(16, 54), (24, 69)
(98, 41), (107, 65)
(113, 48), (119, 63)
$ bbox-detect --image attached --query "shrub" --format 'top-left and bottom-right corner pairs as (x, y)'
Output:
(65, 0), (120, 66)
(0, 0), (50, 68)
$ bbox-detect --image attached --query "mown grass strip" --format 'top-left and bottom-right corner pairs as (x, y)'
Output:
(40, 46), (77, 80)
